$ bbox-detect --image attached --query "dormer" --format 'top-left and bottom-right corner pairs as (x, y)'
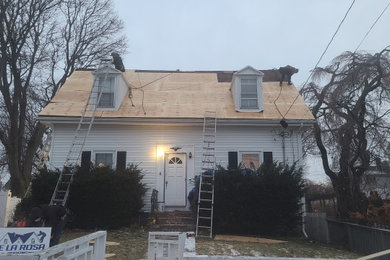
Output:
(92, 63), (128, 111)
(231, 66), (264, 112)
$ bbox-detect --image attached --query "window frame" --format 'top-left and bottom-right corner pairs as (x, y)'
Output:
(240, 76), (258, 109)
(94, 150), (115, 168)
(239, 151), (261, 169)
(97, 76), (115, 108)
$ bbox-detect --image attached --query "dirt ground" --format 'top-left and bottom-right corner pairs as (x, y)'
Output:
(60, 228), (361, 260)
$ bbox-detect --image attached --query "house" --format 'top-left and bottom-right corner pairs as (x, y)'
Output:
(38, 63), (314, 211)
(361, 162), (390, 202)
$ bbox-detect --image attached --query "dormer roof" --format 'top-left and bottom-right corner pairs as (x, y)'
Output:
(234, 66), (264, 76)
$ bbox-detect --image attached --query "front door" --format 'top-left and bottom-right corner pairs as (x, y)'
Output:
(165, 153), (186, 206)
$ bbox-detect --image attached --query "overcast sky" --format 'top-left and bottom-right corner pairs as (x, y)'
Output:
(113, 0), (390, 88)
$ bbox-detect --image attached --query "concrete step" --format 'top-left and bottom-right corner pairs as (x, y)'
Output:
(149, 223), (196, 232)
(148, 210), (196, 232)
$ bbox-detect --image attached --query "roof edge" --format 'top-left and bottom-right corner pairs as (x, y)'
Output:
(38, 116), (315, 127)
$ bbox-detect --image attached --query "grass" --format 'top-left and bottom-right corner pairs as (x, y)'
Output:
(60, 228), (361, 260)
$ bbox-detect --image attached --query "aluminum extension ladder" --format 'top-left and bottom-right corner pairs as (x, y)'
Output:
(49, 59), (112, 206)
(196, 111), (217, 238)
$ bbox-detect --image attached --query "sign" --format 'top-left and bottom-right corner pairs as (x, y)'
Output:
(0, 228), (51, 255)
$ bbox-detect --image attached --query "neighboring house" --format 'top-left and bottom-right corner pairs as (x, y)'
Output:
(361, 164), (390, 202)
(38, 64), (314, 211)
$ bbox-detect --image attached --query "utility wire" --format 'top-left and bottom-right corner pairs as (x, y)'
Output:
(278, 0), (356, 119)
(354, 0), (390, 52)
(132, 73), (171, 115)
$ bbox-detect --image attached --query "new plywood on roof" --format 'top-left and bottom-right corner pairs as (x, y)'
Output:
(39, 70), (314, 120)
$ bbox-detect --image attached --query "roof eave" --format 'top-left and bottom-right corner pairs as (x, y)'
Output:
(38, 115), (315, 127)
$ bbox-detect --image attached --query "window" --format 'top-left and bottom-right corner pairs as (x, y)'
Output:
(240, 77), (258, 108)
(95, 152), (113, 168)
(97, 76), (114, 108)
(241, 153), (260, 169)
(169, 157), (183, 164)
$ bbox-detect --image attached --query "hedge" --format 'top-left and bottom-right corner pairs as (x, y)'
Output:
(213, 162), (305, 235)
(14, 165), (146, 229)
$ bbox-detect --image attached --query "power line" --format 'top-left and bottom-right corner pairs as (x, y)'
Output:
(279, 0), (356, 119)
(132, 73), (171, 115)
(354, 0), (390, 52)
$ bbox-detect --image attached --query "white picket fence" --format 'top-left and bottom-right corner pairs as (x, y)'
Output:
(0, 231), (107, 260)
(38, 231), (106, 260)
(148, 232), (186, 260)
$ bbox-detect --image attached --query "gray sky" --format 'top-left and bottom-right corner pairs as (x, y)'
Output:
(113, 0), (390, 87)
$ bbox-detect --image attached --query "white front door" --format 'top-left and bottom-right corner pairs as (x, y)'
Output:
(165, 153), (186, 206)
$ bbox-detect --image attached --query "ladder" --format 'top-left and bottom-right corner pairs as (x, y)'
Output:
(196, 111), (217, 238)
(49, 59), (112, 206)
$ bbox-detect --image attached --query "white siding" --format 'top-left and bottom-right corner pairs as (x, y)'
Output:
(49, 123), (304, 210)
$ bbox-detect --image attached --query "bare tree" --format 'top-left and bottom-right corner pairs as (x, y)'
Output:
(302, 47), (390, 218)
(0, 0), (126, 197)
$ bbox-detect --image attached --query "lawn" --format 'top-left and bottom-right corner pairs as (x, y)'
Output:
(60, 228), (361, 260)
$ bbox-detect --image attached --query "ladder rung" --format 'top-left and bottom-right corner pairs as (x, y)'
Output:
(202, 175), (213, 178)
(198, 226), (211, 229)
(199, 199), (213, 202)
(200, 191), (213, 194)
(199, 208), (212, 210)
(199, 216), (211, 219)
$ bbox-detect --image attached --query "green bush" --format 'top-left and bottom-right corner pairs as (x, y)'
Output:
(14, 168), (59, 221)
(214, 162), (305, 235)
(15, 165), (146, 229)
(68, 165), (146, 229)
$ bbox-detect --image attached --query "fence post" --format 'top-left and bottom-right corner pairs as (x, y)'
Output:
(93, 231), (107, 260)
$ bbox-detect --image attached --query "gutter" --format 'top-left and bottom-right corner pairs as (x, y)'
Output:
(38, 116), (315, 127)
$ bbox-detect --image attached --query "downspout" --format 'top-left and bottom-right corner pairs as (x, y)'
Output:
(281, 131), (286, 165)
(298, 122), (308, 238)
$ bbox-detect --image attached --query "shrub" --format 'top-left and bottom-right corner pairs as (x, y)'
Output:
(68, 164), (146, 229)
(14, 168), (59, 221)
(15, 165), (146, 229)
(214, 162), (305, 235)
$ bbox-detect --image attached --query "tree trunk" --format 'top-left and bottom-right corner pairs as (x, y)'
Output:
(332, 172), (368, 218)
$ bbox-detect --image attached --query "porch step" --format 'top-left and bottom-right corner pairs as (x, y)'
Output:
(148, 223), (196, 232)
(148, 210), (196, 232)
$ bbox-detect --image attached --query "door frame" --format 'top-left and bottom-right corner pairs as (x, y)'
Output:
(164, 152), (187, 207)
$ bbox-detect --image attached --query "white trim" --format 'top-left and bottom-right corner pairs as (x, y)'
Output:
(39, 117), (315, 127)
(93, 150), (116, 168)
(155, 144), (194, 211)
(164, 152), (187, 207)
(239, 151), (262, 168)
(232, 66), (264, 112)
(96, 76), (116, 109)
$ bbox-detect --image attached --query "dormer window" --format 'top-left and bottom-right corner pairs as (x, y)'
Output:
(97, 76), (115, 108)
(232, 66), (264, 112)
(240, 77), (258, 109)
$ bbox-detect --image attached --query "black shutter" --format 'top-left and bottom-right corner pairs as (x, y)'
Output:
(228, 152), (238, 170)
(116, 151), (127, 170)
(263, 152), (273, 166)
(81, 151), (91, 169)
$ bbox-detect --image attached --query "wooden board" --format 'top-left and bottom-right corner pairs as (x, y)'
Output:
(214, 235), (286, 244)
(39, 70), (314, 121)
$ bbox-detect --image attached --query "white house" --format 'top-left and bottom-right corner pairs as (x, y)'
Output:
(38, 64), (314, 211)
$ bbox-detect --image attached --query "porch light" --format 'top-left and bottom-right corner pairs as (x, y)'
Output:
(157, 148), (165, 157)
